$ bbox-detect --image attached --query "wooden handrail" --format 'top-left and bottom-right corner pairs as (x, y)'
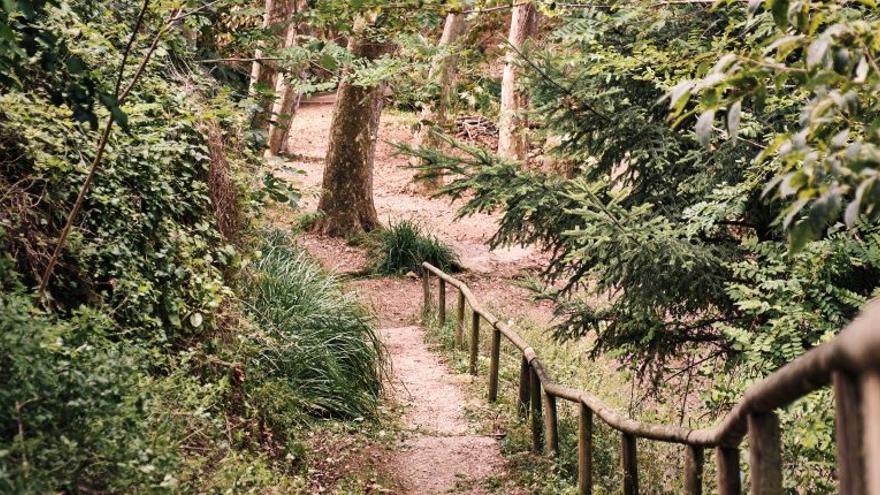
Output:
(421, 262), (880, 494)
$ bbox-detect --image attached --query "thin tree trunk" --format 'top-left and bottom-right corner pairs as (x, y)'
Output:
(278, 91), (303, 155)
(411, 12), (467, 191)
(266, 0), (301, 156)
(248, 0), (274, 96)
(250, 0), (290, 130)
(312, 31), (390, 237)
(498, 2), (537, 161)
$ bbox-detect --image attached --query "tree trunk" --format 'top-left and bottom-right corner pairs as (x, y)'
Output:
(248, 0), (274, 97)
(411, 12), (467, 191)
(278, 96), (302, 155)
(498, 2), (537, 161)
(312, 33), (389, 237)
(266, 0), (302, 156)
(250, 0), (291, 130)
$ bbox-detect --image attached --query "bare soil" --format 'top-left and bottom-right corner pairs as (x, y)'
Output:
(274, 103), (556, 494)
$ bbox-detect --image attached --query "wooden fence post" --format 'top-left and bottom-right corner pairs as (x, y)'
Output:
(578, 403), (593, 495)
(438, 278), (446, 327)
(544, 392), (559, 456)
(716, 446), (741, 495)
(621, 432), (639, 495)
(863, 371), (880, 495)
(747, 412), (782, 495)
(685, 445), (704, 495)
(421, 271), (430, 320)
(488, 328), (501, 402)
(833, 371), (866, 495)
(469, 310), (480, 375)
(530, 365), (543, 453)
(455, 290), (465, 349)
(518, 356), (530, 418)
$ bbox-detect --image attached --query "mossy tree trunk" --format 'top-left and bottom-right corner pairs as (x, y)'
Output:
(312, 33), (389, 237)
(411, 12), (467, 191)
(498, 2), (537, 161)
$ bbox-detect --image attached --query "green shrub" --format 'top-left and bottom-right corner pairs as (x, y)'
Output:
(242, 231), (384, 434)
(371, 220), (459, 275)
(0, 288), (178, 494)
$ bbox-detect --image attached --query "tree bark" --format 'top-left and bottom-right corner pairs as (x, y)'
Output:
(498, 2), (537, 161)
(411, 12), (467, 191)
(312, 32), (389, 237)
(249, 0), (290, 130)
(248, 0), (274, 97)
(266, 0), (303, 156)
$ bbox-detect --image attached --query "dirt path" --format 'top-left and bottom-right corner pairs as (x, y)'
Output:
(274, 103), (554, 494)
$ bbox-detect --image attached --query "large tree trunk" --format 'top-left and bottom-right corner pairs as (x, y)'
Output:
(312, 34), (389, 237)
(498, 2), (537, 161)
(266, 0), (303, 156)
(411, 12), (467, 191)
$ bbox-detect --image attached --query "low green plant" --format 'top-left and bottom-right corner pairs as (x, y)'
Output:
(370, 220), (459, 275)
(0, 280), (178, 493)
(242, 231), (384, 434)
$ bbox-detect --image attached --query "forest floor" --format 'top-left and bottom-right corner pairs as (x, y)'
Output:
(269, 101), (558, 493)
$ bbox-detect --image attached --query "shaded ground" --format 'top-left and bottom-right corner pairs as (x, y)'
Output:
(274, 103), (556, 494)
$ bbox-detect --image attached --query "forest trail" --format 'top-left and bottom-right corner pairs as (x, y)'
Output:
(271, 102), (556, 493)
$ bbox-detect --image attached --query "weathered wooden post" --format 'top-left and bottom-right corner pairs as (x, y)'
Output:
(469, 310), (480, 375)
(544, 392), (559, 457)
(621, 432), (639, 495)
(438, 278), (446, 327)
(833, 371), (866, 494)
(684, 445), (704, 495)
(716, 447), (742, 495)
(455, 290), (465, 349)
(488, 327), (501, 402)
(747, 412), (782, 495)
(421, 270), (430, 320)
(530, 365), (543, 452)
(862, 371), (880, 495)
(518, 356), (530, 418)
(578, 403), (593, 495)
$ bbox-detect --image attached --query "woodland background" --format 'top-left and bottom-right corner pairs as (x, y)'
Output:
(1, 0), (879, 493)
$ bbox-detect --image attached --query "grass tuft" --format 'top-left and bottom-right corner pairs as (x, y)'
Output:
(243, 231), (384, 426)
(371, 220), (460, 275)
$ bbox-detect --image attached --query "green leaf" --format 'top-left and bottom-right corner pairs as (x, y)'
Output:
(806, 38), (829, 69)
(770, 0), (789, 27)
(695, 109), (715, 146)
(727, 100), (742, 138)
(319, 52), (338, 71)
(190, 312), (203, 328)
(788, 220), (816, 252)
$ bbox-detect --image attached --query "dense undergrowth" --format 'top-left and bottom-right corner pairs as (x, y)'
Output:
(0, 1), (382, 492)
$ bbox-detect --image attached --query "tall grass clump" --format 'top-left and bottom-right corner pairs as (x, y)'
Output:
(371, 220), (459, 275)
(243, 231), (383, 431)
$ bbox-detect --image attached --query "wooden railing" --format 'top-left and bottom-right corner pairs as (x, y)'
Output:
(420, 262), (880, 495)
